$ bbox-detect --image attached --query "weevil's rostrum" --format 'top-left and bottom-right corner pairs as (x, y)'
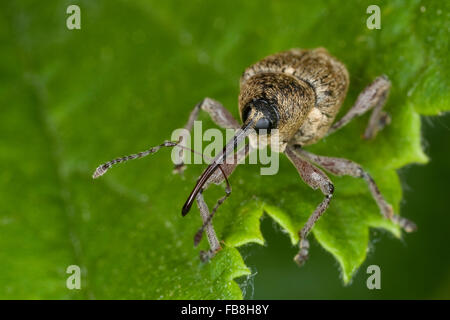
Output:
(93, 48), (416, 268)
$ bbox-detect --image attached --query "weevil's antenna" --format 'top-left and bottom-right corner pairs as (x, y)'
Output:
(92, 138), (231, 179)
(92, 138), (233, 234)
(92, 139), (231, 189)
(181, 117), (256, 216)
(92, 141), (179, 179)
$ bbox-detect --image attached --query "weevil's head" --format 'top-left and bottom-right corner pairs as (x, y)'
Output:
(239, 72), (315, 152)
(181, 73), (316, 217)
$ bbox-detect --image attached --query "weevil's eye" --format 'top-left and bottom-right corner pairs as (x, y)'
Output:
(242, 98), (279, 133)
(242, 106), (252, 124)
(254, 117), (272, 131)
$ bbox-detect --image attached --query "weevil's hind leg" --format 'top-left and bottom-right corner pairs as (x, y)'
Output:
(327, 75), (391, 139)
(284, 146), (335, 267)
(174, 98), (241, 174)
(296, 147), (417, 232)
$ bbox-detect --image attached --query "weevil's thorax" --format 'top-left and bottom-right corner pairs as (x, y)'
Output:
(238, 72), (315, 152)
(241, 48), (350, 147)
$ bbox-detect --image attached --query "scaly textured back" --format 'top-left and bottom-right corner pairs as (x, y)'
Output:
(241, 48), (349, 145)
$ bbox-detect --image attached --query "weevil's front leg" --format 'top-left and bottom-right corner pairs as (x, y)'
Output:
(295, 147), (417, 232)
(328, 75), (391, 139)
(174, 97), (247, 261)
(196, 191), (221, 261)
(174, 98), (241, 174)
(193, 143), (252, 261)
(284, 146), (335, 267)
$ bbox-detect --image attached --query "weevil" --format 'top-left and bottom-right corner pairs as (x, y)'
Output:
(93, 48), (416, 266)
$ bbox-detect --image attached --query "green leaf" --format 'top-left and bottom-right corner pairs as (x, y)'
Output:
(0, 0), (448, 298)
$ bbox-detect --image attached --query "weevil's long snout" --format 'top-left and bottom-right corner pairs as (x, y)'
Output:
(181, 116), (258, 216)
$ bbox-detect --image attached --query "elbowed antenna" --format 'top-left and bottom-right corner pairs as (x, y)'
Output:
(92, 141), (179, 179)
(181, 118), (255, 216)
(92, 140), (229, 181)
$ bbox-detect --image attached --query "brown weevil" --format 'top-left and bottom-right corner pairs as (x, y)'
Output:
(93, 48), (416, 266)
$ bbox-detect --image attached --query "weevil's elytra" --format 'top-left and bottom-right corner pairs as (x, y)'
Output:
(93, 47), (416, 267)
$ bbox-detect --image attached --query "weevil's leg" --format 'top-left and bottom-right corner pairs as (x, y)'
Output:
(193, 143), (252, 261)
(295, 147), (417, 232)
(327, 75), (391, 139)
(196, 191), (221, 261)
(174, 97), (241, 174)
(284, 146), (335, 267)
(194, 175), (231, 247)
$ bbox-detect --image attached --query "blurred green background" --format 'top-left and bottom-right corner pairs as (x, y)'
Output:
(0, 0), (448, 299)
